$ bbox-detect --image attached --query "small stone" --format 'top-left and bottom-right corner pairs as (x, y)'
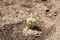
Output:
(2, 28), (5, 30)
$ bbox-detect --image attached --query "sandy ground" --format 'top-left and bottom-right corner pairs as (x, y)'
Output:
(0, 0), (60, 40)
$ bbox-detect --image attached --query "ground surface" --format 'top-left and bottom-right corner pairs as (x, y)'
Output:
(0, 0), (60, 40)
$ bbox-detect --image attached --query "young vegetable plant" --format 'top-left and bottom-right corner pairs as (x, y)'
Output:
(26, 17), (37, 29)
(26, 13), (37, 29)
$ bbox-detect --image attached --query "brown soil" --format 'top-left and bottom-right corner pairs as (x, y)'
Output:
(0, 0), (60, 40)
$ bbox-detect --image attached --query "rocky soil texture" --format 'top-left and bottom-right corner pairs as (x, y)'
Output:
(0, 0), (60, 40)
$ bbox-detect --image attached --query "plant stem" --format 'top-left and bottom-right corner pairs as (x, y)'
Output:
(31, 13), (32, 17)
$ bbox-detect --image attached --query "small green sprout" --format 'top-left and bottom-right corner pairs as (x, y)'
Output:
(26, 17), (37, 25)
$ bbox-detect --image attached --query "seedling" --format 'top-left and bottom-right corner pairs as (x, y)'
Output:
(26, 16), (37, 28)
(26, 13), (37, 29)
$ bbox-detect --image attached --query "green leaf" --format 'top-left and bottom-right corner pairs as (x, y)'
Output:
(26, 17), (37, 23)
